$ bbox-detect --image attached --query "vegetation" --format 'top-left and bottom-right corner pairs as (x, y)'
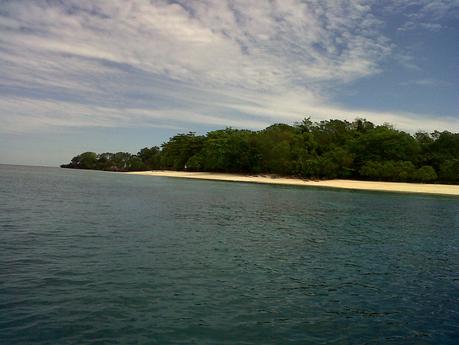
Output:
(61, 118), (459, 184)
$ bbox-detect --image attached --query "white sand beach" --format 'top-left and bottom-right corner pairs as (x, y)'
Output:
(126, 171), (459, 196)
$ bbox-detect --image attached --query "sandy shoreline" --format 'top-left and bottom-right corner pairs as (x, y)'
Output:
(126, 170), (459, 196)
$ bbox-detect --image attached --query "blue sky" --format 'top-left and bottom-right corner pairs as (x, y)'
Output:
(0, 0), (458, 166)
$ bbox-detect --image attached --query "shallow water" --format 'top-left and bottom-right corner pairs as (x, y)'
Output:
(0, 164), (458, 344)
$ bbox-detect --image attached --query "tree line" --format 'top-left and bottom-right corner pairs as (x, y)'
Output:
(61, 118), (459, 183)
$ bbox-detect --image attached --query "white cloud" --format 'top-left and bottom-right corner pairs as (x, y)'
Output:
(4, 0), (387, 86)
(0, 0), (456, 137)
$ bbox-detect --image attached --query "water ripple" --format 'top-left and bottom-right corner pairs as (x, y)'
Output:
(0, 165), (458, 344)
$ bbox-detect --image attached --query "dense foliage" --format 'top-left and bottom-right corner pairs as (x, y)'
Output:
(61, 118), (459, 183)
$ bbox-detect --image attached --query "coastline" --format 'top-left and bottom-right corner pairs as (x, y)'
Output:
(126, 170), (459, 196)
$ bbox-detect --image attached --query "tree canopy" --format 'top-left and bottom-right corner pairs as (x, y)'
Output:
(61, 118), (459, 184)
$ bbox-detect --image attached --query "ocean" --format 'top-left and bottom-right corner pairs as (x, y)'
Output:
(0, 164), (458, 344)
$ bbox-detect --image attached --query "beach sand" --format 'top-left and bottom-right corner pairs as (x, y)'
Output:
(126, 170), (459, 196)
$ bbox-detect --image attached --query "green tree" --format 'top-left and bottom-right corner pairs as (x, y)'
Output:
(137, 146), (161, 170)
(414, 166), (437, 183)
(67, 152), (98, 169)
(319, 148), (354, 178)
(351, 126), (420, 167)
(439, 159), (459, 182)
(360, 161), (416, 182)
(196, 128), (258, 172)
(255, 124), (298, 174)
(160, 132), (204, 170)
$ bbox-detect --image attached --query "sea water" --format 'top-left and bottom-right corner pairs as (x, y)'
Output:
(0, 164), (458, 344)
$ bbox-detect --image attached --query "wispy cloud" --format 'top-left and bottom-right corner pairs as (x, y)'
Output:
(0, 0), (457, 136)
(391, 0), (459, 31)
(400, 78), (452, 87)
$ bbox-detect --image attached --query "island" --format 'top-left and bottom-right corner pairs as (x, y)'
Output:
(61, 117), (459, 194)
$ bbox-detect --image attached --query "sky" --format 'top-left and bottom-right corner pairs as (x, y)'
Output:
(0, 0), (458, 166)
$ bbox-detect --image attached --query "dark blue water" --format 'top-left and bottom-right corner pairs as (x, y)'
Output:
(1, 165), (458, 344)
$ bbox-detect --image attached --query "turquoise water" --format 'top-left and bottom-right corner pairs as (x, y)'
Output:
(0, 164), (458, 344)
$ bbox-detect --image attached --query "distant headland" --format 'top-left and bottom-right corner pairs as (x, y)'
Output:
(61, 117), (459, 185)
